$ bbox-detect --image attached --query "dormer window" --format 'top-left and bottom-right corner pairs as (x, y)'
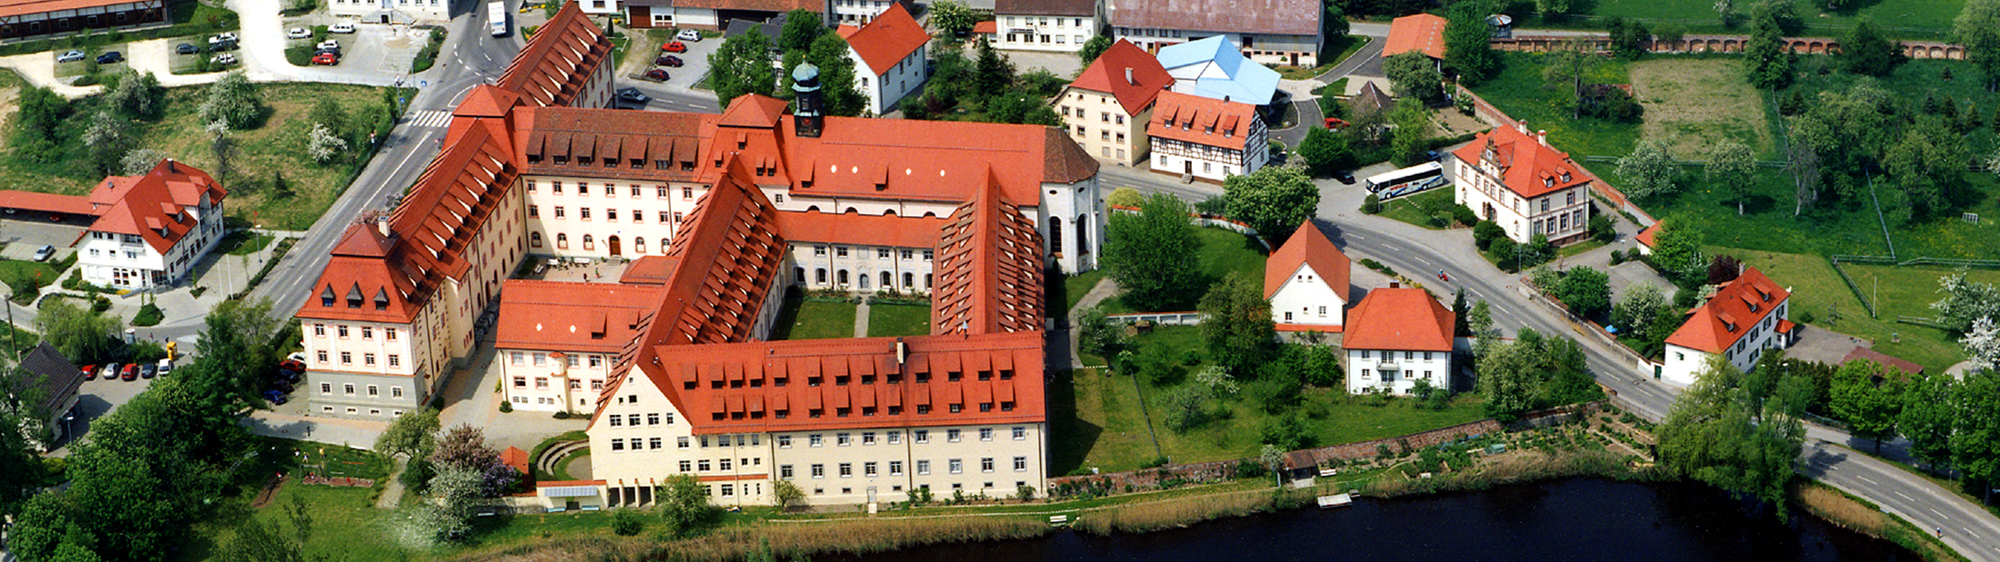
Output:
(553, 156), (568, 164)
(578, 157), (593, 166)
(321, 285), (335, 307)
(1544, 177), (1554, 188)
(1561, 171), (1572, 182)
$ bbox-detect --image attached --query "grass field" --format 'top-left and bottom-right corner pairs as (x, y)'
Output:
(866, 303), (931, 337)
(1377, 187), (1458, 230)
(1470, 52), (1638, 160)
(1721, 247), (1999, 373)
(1097, 227), (1270, 314)
(1583, 0), (1965, 38)
(769, 291), (858, 340)
(0, 258), (60, 295)
(1628, 58), (1772, 159)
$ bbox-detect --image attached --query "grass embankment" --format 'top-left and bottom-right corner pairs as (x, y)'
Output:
(1376, 187), (1459, 230)
(0, 258), (60, 298)
(1722, 248), (1999, 374)
(866, 302), (931, 337)
(451, 514), (1051, 562)
(1074, 487), (1305, 534)
(1794, 481), (1969, 562)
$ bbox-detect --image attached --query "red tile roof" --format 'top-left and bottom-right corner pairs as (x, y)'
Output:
(931, 177), (1046, 336)
(512, 105), (709, 183)
(1842, 346), (1923, 375)
(298, 223), (428, 325)
(495, 280), (666, 354)
(500, 446), (530, 474)
(618, 255), (683, 285)
(1635, 224), (1659, 248)
(0, 0), (149, 19)
(1343, 287), (1453, 351)
(1148, 91), (1260, 150)
(1666, 266), (1790, 354)
(1385, 14), (1448, 60)
(640, 332), (1046, 435)
(1450, 123), (1589, 199)
(498, 1), (612, 107)
(779, 114), (1093, 205)
(1068, 39), (1174, 117)
(1264, 220), (1349, 301)
(845, 3), (929, 75)
(717, 94), (790, 129)
(454, 85), (524, 119)
(775, 209), (948, 248)
(0, 190), (95, 216)
(1108, 0), (1318, 36)
(83, 159), (225, 254)
(973, 20), (996, 34)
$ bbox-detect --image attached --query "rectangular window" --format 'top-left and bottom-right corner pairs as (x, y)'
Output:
(949, 459), (963, 474)
(1013, 427), (1026, 440)
(837, 433), (851, 446)
(890, 461), (904, 475)
(1014, 457), (1028, 471)
(810, 434), (824, 447)
(812, 464), (826, 478)
(864, 462), (878, 477)
(981, 458), (995, 473)
(781, 465), (794, 479)
(887, 431), (901, 444)
(980, 428), (993, 441)
(947, 429), (961, 442)
(914, 430), (929, 443)
(917, 460), (930, 475)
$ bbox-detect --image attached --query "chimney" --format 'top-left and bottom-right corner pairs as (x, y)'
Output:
(1515, 120), (1529, 134)
(1124, 67), (1134, 85)
(376, 216), (391, 238)
(1536, 130), (1548, 146)
(896, 337), (907, 365)
(165, 158), (177, 173)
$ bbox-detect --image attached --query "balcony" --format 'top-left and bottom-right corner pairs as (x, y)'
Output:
(1374, 357), (1397, 370)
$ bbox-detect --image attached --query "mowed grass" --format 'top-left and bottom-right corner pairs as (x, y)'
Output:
(1470, 52), (1638, 160)
(1628, 58), (1772, 159)
(1721, 247), (1999, 373)
(770, 293), (857, 340)
(1099, 227), (1271, 314)
(866, 303), (932, 337)
(1589, 0), (1965, 38)
(0, 258), (60, 293)
(1377, 187), (1457, 230)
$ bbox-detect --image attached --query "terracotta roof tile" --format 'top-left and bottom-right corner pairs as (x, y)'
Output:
(1264, 220), (1349, 301)
(1842, 346), (1923, 375)
(1385, 13), (1448, 59)
(776, 209), (947, 248)
(1109, 0), (1318, 36)
(671, 0), (820, 12)
(83, 159), (224, 254)
(1344, 287), (1453, 351)
(931, 176), (1046, 336)
(496, 280), (665, 353)
(1666, 266), (1790, 354)
(1450, 123), (1589, 199)
(1068, 39), (1174, 116)
(0, 190), (95, 216)
(498, 1), (612, 107)
(0, 0), (150, 19)
(845, 4), (929, 75)
(1148, 91), (1260, 150)
(1041, 126), (1099, 184)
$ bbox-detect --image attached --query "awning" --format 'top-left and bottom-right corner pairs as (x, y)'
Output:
(542, 485), (599, 498)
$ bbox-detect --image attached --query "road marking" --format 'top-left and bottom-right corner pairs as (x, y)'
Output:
(1896, 491), (1915, 501)
(1931, 507), (1946, 517)
(404, 110), (452, 128)
(1856, 475), (1879, 486)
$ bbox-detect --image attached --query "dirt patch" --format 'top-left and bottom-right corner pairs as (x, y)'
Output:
(251, 473), (287, 508)
(1628, 58), (1773, 160)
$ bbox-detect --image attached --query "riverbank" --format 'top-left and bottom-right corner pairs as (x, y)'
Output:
(1795, 480), (1968, 562)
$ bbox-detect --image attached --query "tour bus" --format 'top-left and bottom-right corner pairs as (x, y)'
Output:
(1362, 161), (1447, 199)
(488, 1), (509, 36)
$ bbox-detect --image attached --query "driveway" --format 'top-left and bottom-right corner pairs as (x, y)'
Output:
(45, 370), (160, 456)
(0, 217), (83, 261)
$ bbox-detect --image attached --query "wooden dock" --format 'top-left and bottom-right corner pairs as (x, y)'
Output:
(1317, 493), (1352, 509)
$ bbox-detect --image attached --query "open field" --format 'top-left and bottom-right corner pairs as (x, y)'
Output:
(1720, 247), (1997, 373)
(1628, 58), (1772, 159)
(1470, 52), (1637, 160)
(866, 302), (931, 337)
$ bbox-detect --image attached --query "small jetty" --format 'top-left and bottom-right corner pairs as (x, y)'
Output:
(1316, 493), (1353, 509)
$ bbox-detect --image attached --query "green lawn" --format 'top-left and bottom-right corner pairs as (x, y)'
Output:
(769, 291), (858, 340)
(0, 259), (61, 295)
(215, 231), (273, 255)
(1469, 52), (1638, 161)
(1581, 0), (1964, 38)
(1721, 247), (1998, 374)
(1062, 269), (1109, 315)
(1377, 187), (1458, 230)
(866, 303), (932, 337)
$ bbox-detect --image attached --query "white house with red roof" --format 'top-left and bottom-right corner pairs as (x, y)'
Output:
(993, 0), (1098, 52)
(1661, 266), (1795, 386)
(1056, 39), (1174, 166)
(497, 281), (669, 412)
(74, 159), (226, 290)
(1146, 91), (1267, 182)
(1451, 121), (1593, 245)
(838, 3), (929, 116)
(1264, 220), (1349, 332)
(1342, 286), (1455, 395)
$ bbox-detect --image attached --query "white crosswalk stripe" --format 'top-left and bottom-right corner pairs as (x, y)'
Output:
(404, 110), (452, 128)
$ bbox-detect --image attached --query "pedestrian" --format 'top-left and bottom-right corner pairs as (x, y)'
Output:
(1936, 527), (1943, 538)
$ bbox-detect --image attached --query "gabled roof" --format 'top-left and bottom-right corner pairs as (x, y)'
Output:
(1635, 224), (1660, 248)
(330, 221), (395, 257)
(776, 209), (947, 248)
(1068, 39), (1174, 116)
(495, 280), (665, 353)
(1355, 81), (1394, 116)
(717, 94), (790, 129)
(0, 0), (149, 19)
(1108, 0), (1318, 36)
(455, 85), (524, 118)
(844, 3), (929, 75)
(1666, 266), (1790, 354)
(1450, 122), (1589, 199)
(512, 105), (709, 183)
(21, 341), (82, 414)
(996, 0), (1092, 16)
(497, 0), (612, 107)
(1156, 37), (1281, 106)
(1264, 220), (1350, 301)
(931, 175), (1046, 336)
(297, 224), (427, 325)
(500, 446), (530, 475)
(1042, 126), (1100, 184)
(1385, 13), (1448, 60)
(0, 190), (95, 216)
(1148, 91), (1261, 150)
(1344, 287), (1453, 351)
(84, 159), (225, 254)
(1842, 346), (1924, 376)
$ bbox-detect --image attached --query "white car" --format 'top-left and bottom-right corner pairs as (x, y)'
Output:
(287, 27), (310, 38)
(317, 39), (341, 51)
(56, 50), (84, 63)
(329, 22), (356, 33)
(676, 28), (702, 42)
(211, 54), (237, 65)
(157, 358), (174, 374)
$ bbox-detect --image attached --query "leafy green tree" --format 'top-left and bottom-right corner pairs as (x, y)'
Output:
(1647, 219), (1707, 289)
(1107, 187), (1144, 208)
(778, 8), (823, 51)
(1881, 115), (1969, 221)
(1541, 40), (1600, 119)
(773, 479), (806, 510)
(1554, 266), (1611, 318)
(1841, 18), (1903, 77)
(1298, 125), (1354, 177)
(1615, 138), (1679, 200)
(1442, 6), (1499, 84)
(1607, 17), (1650, 59)
(1699, 140), (1757, 217)
(1078, 35), (1114, 67)
(1656, 356), (1806, 520)
(1965, 317), (2000, 371)
(805, 33), (868, 116)
(198, 71), (264, 130)
(1200, 272), (1276, 376)
(1612, 282), (1666, 332)
(1388, 97), (1432, 166)
(1744, 11), (1792, 90)
(983, 88), (1060, 124)
(708, 31), (777, 107)
(81, 110), (132, 175)
(923, 47), (972, 108)
(1829, 360), (1901, 451)
(1382, 52), (1444, 105)
(1477, 330), (1545, 421)
(12, 86), (69, 164)
(1955, 0), (2000, 91)
(1102, 193), (1204, 311)
(1952, 368), (2000, 502)
(1163, 383), (1215, 432)
(106, 69), (163, 120)
(1468, 300), (1497, 356)
(0, 361), (47, 517)
(33, 299), (121, 366)
(1899, 372), (1958, 468)
(658, 474), (723, 537)
(1222, 166), (1319, 242)
(928, 0), (977, 38)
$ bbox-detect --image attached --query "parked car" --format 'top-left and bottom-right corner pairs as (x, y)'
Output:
(263, 390), (289, 405)
(312, 53), (340, 65)
(100, 364), (121, 380)
(315, 47), (342, 57)
(268, 380), (293, 393)
(1323, 117), (1348, 130)
(140, 363), (157, 379)
(288, 27), (311, 38)
(32, 244), (54, 262)
(1334, 169), (1355, 185)
(646, 68), (670, 81)
(157, 358), (174, 374)
(1423, 150), (1442, 162)
(654, 55), (682, 67)
(83, 366), (97, 381)
(278, 369), (301, 383)
(215, 31), (237, 42)
(56, 50), (85, 63)
(329, 22), (356, 33)
(212, 54), (238, 66)
(120, 364), (137, 381)
(661, 41), (686, 53)
(280, 359), (306, 372)
(616, 87), (650, 106)
(317, 39), (341, 51)
(176, 43), (199, 55)
(95, 52), (122, 64)
(675, 29), (702, 42)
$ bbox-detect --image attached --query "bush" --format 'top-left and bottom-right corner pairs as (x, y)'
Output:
(552, 411), (571, 419)
(132, 303), (163, 326)
(498, 400), (513, 413)
(1451, 204), (1478, 226)
(1360, 193), (1382, 214)
(611, 509), (645, 536)
(1798, 310), (1817, 324)
(1473, 220), (1504, 250)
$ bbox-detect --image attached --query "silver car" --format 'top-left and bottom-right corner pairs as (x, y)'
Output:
(56, 50), (84, 63)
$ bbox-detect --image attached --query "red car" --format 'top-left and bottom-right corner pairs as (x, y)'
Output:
(654, 55), (682, 67)
(311, 52), (339, 65)
(83, 365), (97, 381)
(280, 359), (306, 372)
(120, 364), (138, 381)
(1323, 117), (1349, 130)
(661, 41), (686, 53)
(646, 68), (669, 81)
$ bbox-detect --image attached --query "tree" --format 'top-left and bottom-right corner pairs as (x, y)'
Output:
(1442, 6), (1499, 84)
(1882, 115), (1969, 221)
(1163, 382), (1215, 431)
(306, 123), (348, 164)
(1656, 356), (1806, 520)
(12, 86), (69, 163)
(308, 98), (349, 139)
(1616, 138), (1679, 200)
(1101, 193), (1204, 311)
(1453, 288), (1470, 337)
(1951, 368), (2000, 502)
(1931, 270), (2000, 333)
(1468, 300), (1497, 356)
(1841, 18), (1904, 77)
(1107, 187), (1144, 208)
(1199, 272), (1276, 376)
(804, 33), (868, 116)
(33, 299), (120, 366)
(198, 71), (263, 130)
(928, 0), (977, 38)
(1706, 140), (1757, 215)
(779, 8), (823, 51)
(207, 120), (235, 181)
(1607, 17), (1651, 59)
(1899, 372), (1958, 468)
(0, 363), (47, 518)
(1656, 23), (1688, 51)
(106, 69), (163, 120)
(1297, 125), (1354, 176)
(924, 45), (972, 109)
(81, 110), (133, 175)
(983, 88), (1060, 125)
(1965, 316), (2000, 371)
(708, 31), (777, 107)
(1786, 138), (1821, 216)
(1477, 332), (1546, 421)
(1554, 266), (1612, 318)
(657, 474), (722, 538)
(1541, 40), (1600, 119)
(1222, 166), (1319, 242)
(1829, 360), (1901, 451)
(376, 408), (441, 458)
(430, 425), (511, 497)
(1078, 35), (1114, 67)
(1473, 220), (1504, 250)
(772, 479), (805, 510)
(974, 39), (1015, 99)
(1955, 0), (2000, 91)
(1744, 11), (1792, 90)
(1612, 282), (1666, 332)
(119, 148), (169, 176)
(1388, 97), (1432, 166)
(1382, 52), (1444, 105)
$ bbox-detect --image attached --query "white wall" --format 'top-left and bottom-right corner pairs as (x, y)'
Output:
(993, 13), (1098, 52)
(1268, 263), (1343, 327)
(1452, 156), (1590, 244)
(1659, 297), (1790, 387)
(852, 43), (927, 116)
(1345, 348), (1450, 395)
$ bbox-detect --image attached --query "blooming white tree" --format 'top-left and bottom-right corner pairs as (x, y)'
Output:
(307, 123), (348, 163)
(1964, 316), (2000, 371)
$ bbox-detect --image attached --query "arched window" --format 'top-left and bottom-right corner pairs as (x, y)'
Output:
(1076, 214), (1090, 255)
(634, 237), (646, 253)
(556, 233), (569, 249)
(816, 268), (827, 284)
(880, 272), (891, 288)
(837, 270), (850, 286)
(883, 209), (897, 216)
(583, 234), (595, 251)
(902, 272), (913, 288)
(530, 232), (543, 248)
(1048, 216), (1064, 256)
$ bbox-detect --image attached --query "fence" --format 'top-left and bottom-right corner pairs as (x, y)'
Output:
(1103, 312), (1203, 326)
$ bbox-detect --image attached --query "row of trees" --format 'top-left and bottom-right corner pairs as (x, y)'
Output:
(709, 10), (867, 116)
(1101, 168), (1319, 311)
(902, 39), (1062, 125)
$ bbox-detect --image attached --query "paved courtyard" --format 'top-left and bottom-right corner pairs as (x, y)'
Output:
(0, 217), (84, 262)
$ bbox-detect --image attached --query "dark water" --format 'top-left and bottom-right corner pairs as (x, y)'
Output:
(835, 479), (1920, 562)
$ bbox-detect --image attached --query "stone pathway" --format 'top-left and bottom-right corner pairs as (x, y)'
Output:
(375, 455), (408, 508)
(853, 300), (871, 338)
(1065, 277), (1122, 368)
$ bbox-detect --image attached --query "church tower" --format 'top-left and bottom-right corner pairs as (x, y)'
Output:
(792, 63), (823, 138)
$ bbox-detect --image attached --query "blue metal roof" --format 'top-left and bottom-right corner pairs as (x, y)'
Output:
(1155, 36), (1281, 106)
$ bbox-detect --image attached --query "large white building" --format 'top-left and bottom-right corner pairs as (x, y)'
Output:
(1263, 220), (1348, 332)
(1451, 122), (1593, 246)
(1342, 286), (1455, 395)
(838, 3), (928, 116)
(1660, 266), (1795, 386)
(74, 159), (227, 290)
(327, 0), (448, 24)
(992, 0), (1099, 52)
(1146, 90), (1267, 182)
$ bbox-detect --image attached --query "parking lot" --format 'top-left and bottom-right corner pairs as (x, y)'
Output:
(0, 216), (83, 262)
(630, 29), (721, 91)
(52, 43), (130, 81)
(279, 23), (421, 76)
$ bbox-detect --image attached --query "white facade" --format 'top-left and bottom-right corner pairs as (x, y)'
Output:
(993, 13), (1099, 52)
(789, 243), (935, 293)
(1345, 348), (1451, 395)
(1038, 177), (1104, 273)
(76, 202), (223, 290)
(301, 318), (434, 418)
(522, 176), (709, 259)
(1147, 119), (1268, 183)
(1057, 86), (1152, 166)
(829, 0), (901, 23)
(1451, 129), (1592, 246)
(1267, 262), (1343, 327)
(1661, 299), (1791, 387)
(851, 41), (928, 116)
(326, 0), (449, 23)
(503, 350), (615, 412)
